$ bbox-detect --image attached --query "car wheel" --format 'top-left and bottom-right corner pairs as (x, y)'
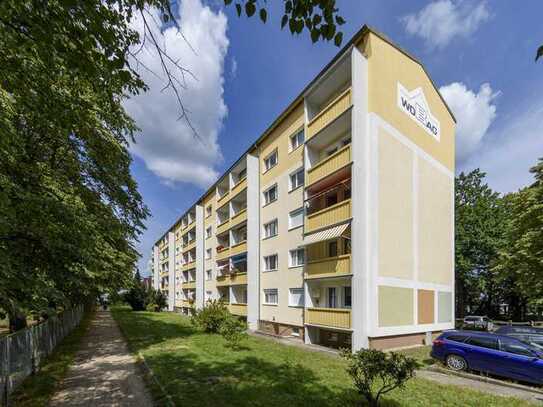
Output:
(446, 354), (467, 371)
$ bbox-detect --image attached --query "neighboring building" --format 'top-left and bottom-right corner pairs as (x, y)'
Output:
(142, 276), (153, 289)
(151, 25), (456, 350)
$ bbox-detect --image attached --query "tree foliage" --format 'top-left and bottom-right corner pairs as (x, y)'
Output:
(191, 300), (230, 333)
(341, 348), (418, 407)
(224, 0), (346, 46)
(219, 314), (248, 349)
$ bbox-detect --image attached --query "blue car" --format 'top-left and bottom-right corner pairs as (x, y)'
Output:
(431, 330), (543, 385)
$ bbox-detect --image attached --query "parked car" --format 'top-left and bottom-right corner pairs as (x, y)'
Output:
(463, 316), (490, 330)
(495, 326), (543, 350)
(431, 330), (543, 385)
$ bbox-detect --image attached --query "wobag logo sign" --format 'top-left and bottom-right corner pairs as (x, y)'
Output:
(397, 83), (440, 141)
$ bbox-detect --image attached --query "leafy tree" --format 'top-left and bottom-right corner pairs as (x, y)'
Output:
(219, 315), (248, 349)
(455, 170), (509, 318)
(340, 348), (418, 407)
(124, 271), (148, 311)
(191, 300), (230, 333)
(225, 0), (346, 46)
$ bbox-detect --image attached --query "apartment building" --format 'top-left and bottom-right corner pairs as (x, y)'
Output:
(151, 25), (456, 350)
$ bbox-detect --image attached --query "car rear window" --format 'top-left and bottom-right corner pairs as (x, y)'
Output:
(446, 335), (467, 343)
(465, 336), (498, 350)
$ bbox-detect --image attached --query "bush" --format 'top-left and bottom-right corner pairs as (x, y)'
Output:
(190, 300), (229, 333)
(219, 315), (247, 348)
(340, 348), (418, 407)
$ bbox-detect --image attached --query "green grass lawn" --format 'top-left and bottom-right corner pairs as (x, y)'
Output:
(10, 310), (94, 407)
(112, 306), (533, 406)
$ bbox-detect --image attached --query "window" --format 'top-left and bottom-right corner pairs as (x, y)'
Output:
(263, 219), (278, 239)
(328, 287), (337, 308)
(289, 248), (305, 267)
(263, 184), (278, 205)
(290, 129), (304, 151)
(264, 150), (278, 171)
(205, 226), (212, 239)
(500, 338), (535, 357)
(288, 208), (304, 230)
(326, 191), (338, 207)
(205, 248), (211, 260)
(238, 168), (247, 180)
(289, 168), (304, 191)
(446, 335), (468, 343)
(205, 290), (212, 301)
(326, 146), (338, 156)
(263, 254), (278, 271)
(466, 336), (498, 350)
(342, 137), (351, 147)
(264, 289), (278, 305)
(343, 286), (352, 308)
(292, 327), (300, 337)
(205, 269), (212, 281)
(328, 241), (338, 257)
(289, 288), (304, 307)
(206, 205), (212, 217)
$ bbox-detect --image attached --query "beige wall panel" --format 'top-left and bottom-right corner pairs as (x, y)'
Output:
(378, 286), (414, 327)
(417, 289), (435, 325)
(378, 129), (413, 280)
(360, 33), (455, 172)
(438, 291), (453, 323)
(418, 158), (453, 285)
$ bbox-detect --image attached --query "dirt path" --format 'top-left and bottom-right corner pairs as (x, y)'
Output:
(49, 310), (153, 407)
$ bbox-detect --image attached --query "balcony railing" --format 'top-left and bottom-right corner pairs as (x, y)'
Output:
(307, 88), (352, 141)
(305, 199), (351, 233)
(230, 241), (247, 257)
(216, 272), (247, 287)
(229, 303), (247, 316)
(230, 208), (247, 227)
(182, 300), (194, 308)
(231, 177), (247, 198)
(182, 260), (196, 271)
(183, 281), (196, 289)
(305, 254), (351, 279)
(305, 307), (351, 329)
(183, 240), (196, 253)
(216, 247), (230, 261)
(307, 144), (351, 186)
(217, 190), (229, 206)
(217, 219), (230, 235)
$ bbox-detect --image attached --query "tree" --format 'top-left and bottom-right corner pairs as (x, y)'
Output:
(219, 315), (248, 349)
(455, 170), (509, 318)
(124, 271), (148, 311)
(495, 158), (543, 318)
(340, 348), (418, 407)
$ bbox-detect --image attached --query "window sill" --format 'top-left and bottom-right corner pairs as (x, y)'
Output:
(288, 224), (303, 232)
(262, 199), (277, 208)
(288, 184), (304, 194)
(288, 264), (304, 269)
(261, 235), (278, 241)
(263, 303), (278, 306)
(288, 305), (304, 308)
(262, 269), (277, 273)
(289, 143), (303, 155)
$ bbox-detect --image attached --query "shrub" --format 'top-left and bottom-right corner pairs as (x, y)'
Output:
(190, 300), (229, 333)
(340, 348), (418, 407)
(219, 315), (247, 349)
(152, 289), (168, 312)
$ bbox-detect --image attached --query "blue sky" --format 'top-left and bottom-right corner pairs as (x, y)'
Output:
(128, 0), (543, 275)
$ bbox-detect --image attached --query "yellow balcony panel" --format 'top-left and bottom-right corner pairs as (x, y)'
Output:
(217, 191), (229, 206)
(160, 257), (169, 264)
(187, 220), (196, 230)
(305, 307), (351, 329)
(216, 247), (231, 261)
(307, 88), (352, 141)
(183, 240), (196, 253)
(182, 300), (194, 308)
(229, 303), (247, 316)
(216, 272), (247, 287)
(184, 281), (196, 290)
(216, 275), (229, 287)
(182, 261), (196, 271)
(305, 254), (351, 280)
(307, 145), (351, 186)
(231, 178), (247, 198)
(230, 241), (247, 257)
(230, 208), (247, 228)
(217, 219), (230, 235)
(305, 199), (351, 233)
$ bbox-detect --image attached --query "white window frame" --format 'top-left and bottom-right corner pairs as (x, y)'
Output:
(206, 205), (212, 217)
(263, 150), (278, 172)
(205, 226), (212, 239)
(290, 129), (304, 151)
(263, 219), (278, 239)
(289, 248), (305, 267)
(289, 167), (304, 191)
(205, 269), (212, 281)
(263, 184), (278, 206)
(263, 288), (278, 305)
(263, 254), (278, 272)
(205, 248), (212, 260)
(289, 288), (305, 307)
(288, 207), (304, 230)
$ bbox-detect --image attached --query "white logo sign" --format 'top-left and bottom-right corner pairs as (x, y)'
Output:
(397, 83), (440, 140)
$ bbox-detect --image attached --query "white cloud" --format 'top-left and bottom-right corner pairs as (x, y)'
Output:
(125, 0), (229, 188)
(403, 0), (490, 49)
(439, 82), (499, 161)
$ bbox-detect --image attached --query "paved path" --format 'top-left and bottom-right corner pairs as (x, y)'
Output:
(417, 369), (543, 404)
(49, 310), (153, 407)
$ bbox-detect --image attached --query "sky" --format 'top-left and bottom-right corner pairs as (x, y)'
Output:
(127, 0), (543, 275)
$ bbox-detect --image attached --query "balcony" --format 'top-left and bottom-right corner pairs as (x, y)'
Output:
(307, 88), (352, 141)
(307, 144), (351, 186)
(217, 219), (230, 235)
(231, 177), (247, 198)
(183, 281), (196, 289)
(216, 247), (230, 261)
(182, 300), (194, 308)
(230, 241), (247, 257)
(305, 199), (351, 233)
(230, 208), (247, 228)
(229, 303), (247, 317)
(217, 190), (229, 206)
(305, 254), (351, 280)
(187, 219), (195, 230)
(182, 260), (196, 271)
(216, 272), (247, 287)
(305, 308), (351, 329)
(183, 240), (196, 253)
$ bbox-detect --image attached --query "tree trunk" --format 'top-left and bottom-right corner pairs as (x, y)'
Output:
(9, 310), (27, 332)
